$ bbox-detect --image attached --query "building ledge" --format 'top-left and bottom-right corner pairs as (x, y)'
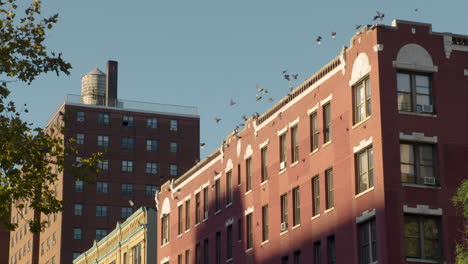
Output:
(402, 183), (441, 190)
(355, 187), (375, 199)
(406, 258), (440, 263)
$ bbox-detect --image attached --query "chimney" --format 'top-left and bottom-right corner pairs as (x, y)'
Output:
(106, 60), (118, 107)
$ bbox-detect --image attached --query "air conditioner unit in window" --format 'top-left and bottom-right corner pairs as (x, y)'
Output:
(280, 161), (286, 170)
(280, 222), (288, 232)
(416, 104), (433, 113)
(423, 177), (436, 185)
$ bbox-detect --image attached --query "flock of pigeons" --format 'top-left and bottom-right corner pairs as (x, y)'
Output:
(199, 10), (413, 151)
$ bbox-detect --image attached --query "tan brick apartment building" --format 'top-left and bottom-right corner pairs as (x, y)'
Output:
(7, 61), (200, 264)
(156, 20), (468, 264)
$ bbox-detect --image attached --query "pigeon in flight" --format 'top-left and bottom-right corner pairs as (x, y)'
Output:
(316, 36), (322, 45)
(292, 74), (299, 80)
(229, 99), (236, 106)
(268, 97), (274, 103)
(214, 118), (221, 123)
(256, 94), (263, 101)
(257, 84), (268, 94)
(355, 24), (362, 30)
(242, 115), (248, 121)
(200, 143), (205, 149)
(373, 11), (384, 21)
(331, 32), (336, 39)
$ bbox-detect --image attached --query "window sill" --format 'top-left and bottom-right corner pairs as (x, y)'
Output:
(292, 224), (301, 230)
(311, 214), (320, 221)
(214, 210), (221, 215)
(260, 180), (268, 187)
(261, 240), (269, 246)
(352, 116), (371, 129)
(194, 223), (200, 227)
(322, 141), (332, 148)
(185, 229), (190, 233)
(406, 258), (439, 263)
(177, 233), (183, 238)
(355, 187), (375, 198)
(203, 217), (209, 222)
(290, 161), (299, 168)
(279, 168), (287, 175)
(309, 149), (319, 156)
(245, 248), (253, 253)
(402, 183), (441, 189)
(245, 190), (252, 196)
(399, 111), (437, 118)
(324, 207), (335, 214)
(226, 258), (233, 263)
(226, 203), (232, 208)
(280, 230), (288, 236)
(160, 242), (170, 248)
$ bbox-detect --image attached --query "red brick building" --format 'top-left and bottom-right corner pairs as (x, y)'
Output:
(7, 61), (200, 264)
(156, 20), (468, 264)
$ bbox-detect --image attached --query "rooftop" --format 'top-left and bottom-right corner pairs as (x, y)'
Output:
(45, 94), (199, 127)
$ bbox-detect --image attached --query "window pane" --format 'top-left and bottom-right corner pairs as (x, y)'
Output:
(416, 94), (431, 106)
(405, 237), (420, 258)
(398, 93), (412, 111)
(415, 75), (429, 88)
(400, 144), (414, 163)
(397, 73), (411, 92)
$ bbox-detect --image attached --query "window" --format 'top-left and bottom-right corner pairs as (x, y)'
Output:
(312, 176), (320, 216)
(195, 243), (201, 264)
(178, 205), (183, 235)
(282, 256), (289, 264)
(146, 139), (158, 152)
(310, 112), (319, 152)
(246, 213), (253, 250)
(353, 78), (371, 123)
(76, 133), (85, 145)
(77, 111), (85, 122)
(98, 159), (109, 171)
(74, 204), (83, 216)
(359, 218), (377, 264)
(75, 156), (83, 167)
(356, 147), (374, 193)
(325, 169), (334, 209)
(96, 181), (109, 194)
(95, 229), (107, 241)
(280, 193), (288, 231)
(132, 244), (141, 264)
(122, 137), (135, 150)
(216, 232), (221, 264)
(195, 192), (201, 224)
(146, 162), (158, 175)
(98, 112), (110, 125)
(328, 236), (336, 264)
(262, 204), (269, 242)
(96, 205), (108, 217)
(178, 254), (183, 264)
(404, 215), (441, 260)
(121, 184), (134, 195)
(226, 224), (233, 260)
(245, 157), (252, 192)
(73, 228), (82, 240)
(73, 252), (82, 260)
(203, 187), (209, 220)
(75, 180), (84, 192)
(203, 239), (209, 264)
(170, 164), (178, 177)
(97, 135), (109, 147)
(400, 143), (436, 185)
(323, 103), (332, 143)
(279, 133), (287, 169)
(291, 125), (299, 163)
(122, 115), (134, 127)
(397, 72), (433, 113)
(145, 185), (158, 197)
(185, 249), (190, 264)
(147, 117), (158, 128)
(185, 199), (191, 231)
(162, 213), (170, 244)
(314, 241), (322, 264)
(226, 170), (233, 205)
(121, 160), (134, 173)
(261, 146), (268, 183)
(293, 187), (301, 226)
(170, 142), (178, 153)
(123, 252), (127, 264)
(215, 179), (221, 212)
(237, 163), (241, 185)
(170, 119), (178, 131)
(294, 250), (301, 264)
(121, 207), (133, 219)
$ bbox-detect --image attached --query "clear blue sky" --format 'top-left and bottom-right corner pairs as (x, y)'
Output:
(9, 0), (468, 158)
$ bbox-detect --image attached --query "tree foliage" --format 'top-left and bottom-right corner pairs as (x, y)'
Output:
(453, 179), (468, 264)
(0, 0), (101, 232)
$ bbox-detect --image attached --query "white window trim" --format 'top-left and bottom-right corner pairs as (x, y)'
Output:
(399, 132), (438, 143)
(244, 206), (254, 216)
(214, 173), (221, 181)
(244, 144), (253, 160)
(353, 136), (373, 153)
(160, 256), (170, 264)
(320, 94), (333, 106)
(403, 205), (442, 216)
(392, 61), (438, 72)
(259, 139), (269, 149)
(289, 117), (300, 128)
(277, 125), (288, 136)
(177, 200), (184, 207)
(184, 195), (191, 201)
(225, 159), (233, 173)
(225, 217), (234, 227)
(307, 103), (319, 115)
(373, 44), (384, 52)
(356, 209), (376, 223)
(349, 70), (371, 86)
